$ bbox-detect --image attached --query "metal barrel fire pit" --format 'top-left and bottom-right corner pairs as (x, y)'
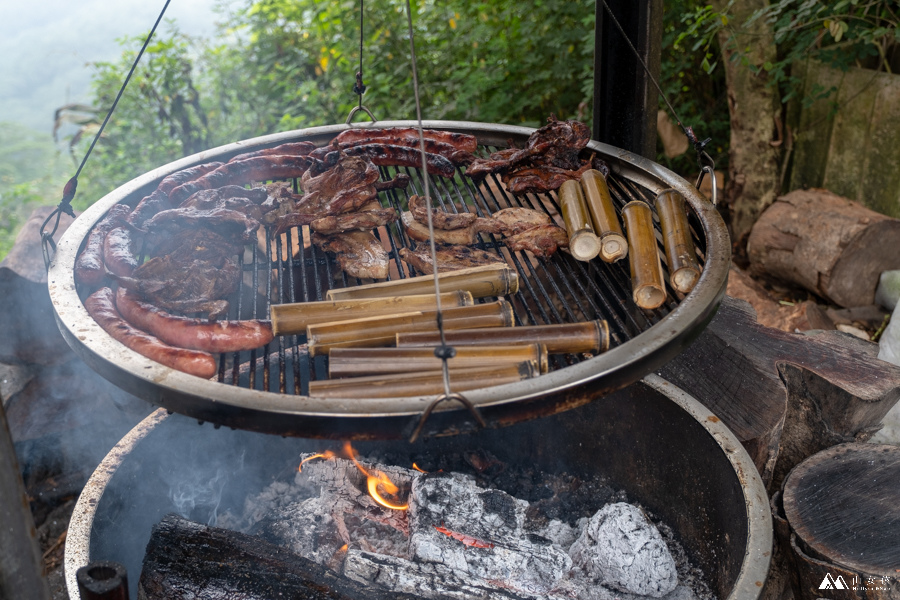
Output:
(47, 121), (731, 439)
(65, 375), (771, 600)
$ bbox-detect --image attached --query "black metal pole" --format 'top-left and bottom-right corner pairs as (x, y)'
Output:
(592, 0), (663, 159)
(0, 402), (51, 600)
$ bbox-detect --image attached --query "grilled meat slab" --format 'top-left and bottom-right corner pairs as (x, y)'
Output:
(112, 255), (241, 319)
(408, 195), (477, 230)
(505, 224), (569, 258)
(144, 206), (260, 244)
(334, 144), (457, 178)
(334, 127), (478, 153)
(228, 141), (316, 163)
(310, 208), (398, 235)
(503, 160), (596, 195)
(168, 155), (315, 205)
(401, 211), (499, 246)
(312, 230), (390, 280)
(490, 207), (553, 237)
(400, 245), (506, 274)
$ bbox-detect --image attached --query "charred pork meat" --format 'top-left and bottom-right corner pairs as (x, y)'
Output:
(111, 254), (241, 320)
(399, 245), (506, 274)
(310, 208), (398, 235)
(401, 211), (500, 246)
(489, 207), (553, 237)
(144, 206), (260, 244)
(504, 224), (569, 258)
(333, 127), (478, 154)
(408, 195), (477, 230)
(311, 230), (390, 280)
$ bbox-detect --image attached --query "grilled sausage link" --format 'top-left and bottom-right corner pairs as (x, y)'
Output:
(128, 162), (224, 227)
(334, 144), (457, 178)
(334, 128), (478, 154)
(85, 287), (218, 379)
(228, 141), (316, 162)
(168, 155), (314, 205)
(74, 204), (132, 287)
(103, 226), (140, 277)
(115, 288), (274, 353)
(310, 138), (473, 165)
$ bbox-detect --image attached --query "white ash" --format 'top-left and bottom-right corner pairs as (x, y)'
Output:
(568, 502), (678, 598)
(343, 549), (569, 600)
(408, 472), (573, 597)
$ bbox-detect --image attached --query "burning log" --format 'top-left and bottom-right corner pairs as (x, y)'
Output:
(139, 513), (427, 600)
(407, 472), (574, 596)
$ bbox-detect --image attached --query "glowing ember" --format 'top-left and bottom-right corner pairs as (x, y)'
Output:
(298, 450), (335, 472)
(412, 463), (427, 473)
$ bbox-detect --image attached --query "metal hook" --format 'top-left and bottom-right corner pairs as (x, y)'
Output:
(408, 392), (487, 443)
(345, 104), (377, 125)
(694, 152), (717, 206)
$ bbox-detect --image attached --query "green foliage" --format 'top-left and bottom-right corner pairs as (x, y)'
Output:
(0, 123), (68, 258)
(657, 0), (731, 175)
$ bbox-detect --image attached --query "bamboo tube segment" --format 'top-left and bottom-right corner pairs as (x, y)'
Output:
(655, 189), (701, 295)
(558, 180), (601, 261)
(306, 300), (514, 356)
(581, 169), (628, 263)
(324, 264), (518, 301)
(308, 364), (534, 398)
(270, 291), (474, 336)
(328, 344), (548, 378)
(622, 201), (667, 310)
(396, 320), (609, 354)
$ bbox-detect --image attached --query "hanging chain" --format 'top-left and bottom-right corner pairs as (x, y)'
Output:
(403, 0), (485, 442)
(40, 0), (174, 269)
(598, 0), (716, 204)
(345, 0), (377, 124)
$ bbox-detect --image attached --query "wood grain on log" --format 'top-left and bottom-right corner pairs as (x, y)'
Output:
(139, 513), (427, 600)
(659, 295), (900, 490)
(747, 189), (900, 307)
(780, 444), (900, 600)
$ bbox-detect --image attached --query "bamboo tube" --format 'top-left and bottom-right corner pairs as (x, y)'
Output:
(308, 364), (534, 398)
(324, 264), (518, 301)
(581, 169), (628, 263)
(396, 320), (609, 354)
(655, 189), (701, 295)
(307, 300), (514, 356)
(328, 344), (548, 378)
(270, 291), (474, 336)
(558, 180), (601, 261)
(622, 201), (667, 310)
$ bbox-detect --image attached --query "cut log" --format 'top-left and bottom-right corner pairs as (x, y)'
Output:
(747, 189), (900, 308)
(139, 513), (427, 600)
(781, 444), (900, 600)
(658, 295), (900, 490)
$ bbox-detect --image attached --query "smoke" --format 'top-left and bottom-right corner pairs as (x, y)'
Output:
(168, 451), (244, 527)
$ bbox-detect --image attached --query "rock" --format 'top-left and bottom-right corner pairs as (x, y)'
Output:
(835, 324), (870, 340)
(726, 264), (832, 332)
(0, 363), (35, 408)
(875, 270), (900, 311)
(825, 305), (888, 329)
(568, 503), (678, 598)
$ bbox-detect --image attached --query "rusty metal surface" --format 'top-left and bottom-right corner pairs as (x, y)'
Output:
(47, 121), (731, 438)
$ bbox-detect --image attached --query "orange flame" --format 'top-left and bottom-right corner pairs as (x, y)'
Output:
(344, 442), (409, 511)
(298, 450), (335, 472)
(412, 463), (427, 473)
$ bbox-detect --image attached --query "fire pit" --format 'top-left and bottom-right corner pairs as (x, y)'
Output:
(65, 375), (771, 599)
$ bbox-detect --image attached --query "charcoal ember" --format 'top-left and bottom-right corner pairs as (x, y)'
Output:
(343, 549), (566, 600)
(568, 502), (678, 598)
(407, 472), (573, 596)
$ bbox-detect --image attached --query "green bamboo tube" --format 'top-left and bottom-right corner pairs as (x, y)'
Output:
(396, 320), (609, 354)
(655, 189), (701, 295)
(324, 264), (518, 301)
(328, 344), (547, 378)
(307, 300), (514, 356)
(308, 364), (534, 398)
(622, 201), (667, 310)
(558, 180), (601, 261)
(581, 169), (628, 263)
(270, 291), (474, 336)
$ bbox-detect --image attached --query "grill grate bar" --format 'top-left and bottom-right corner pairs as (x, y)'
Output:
(213, 140), (707, 395)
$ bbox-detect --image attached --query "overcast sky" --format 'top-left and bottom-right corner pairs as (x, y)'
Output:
(0, 0), (224, 133)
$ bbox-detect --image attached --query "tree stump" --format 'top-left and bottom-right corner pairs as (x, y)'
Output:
(781, 443), (900, 600)
(659, 295), (900, 490)
(747, 189), (900, 307)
